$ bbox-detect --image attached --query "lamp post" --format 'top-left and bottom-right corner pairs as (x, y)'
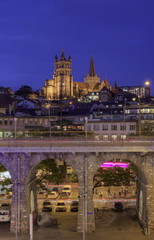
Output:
(123, 98), (127, 140)
(14, 118), (17, 146)
(85, 117), (88, 140)
(48, 105), (51, 140)
(82, 155), (87, 240)
(138, 100), (142, 137)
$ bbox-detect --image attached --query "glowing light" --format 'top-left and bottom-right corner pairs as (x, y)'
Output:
(144, 81), (150, 86)
(100, 162), (129, 168)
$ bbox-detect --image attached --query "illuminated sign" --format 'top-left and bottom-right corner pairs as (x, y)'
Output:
(100, 162), (129, 168)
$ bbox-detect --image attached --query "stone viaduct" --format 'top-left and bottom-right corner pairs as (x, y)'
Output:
(0, 139), (154, 235)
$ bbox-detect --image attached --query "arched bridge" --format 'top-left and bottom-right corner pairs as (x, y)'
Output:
(0, 138), (154, 235)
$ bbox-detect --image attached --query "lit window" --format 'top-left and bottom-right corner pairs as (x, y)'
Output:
(112, 135), (117, 140)
(121, 135), (126, 140)
(103, 135), (108, 140)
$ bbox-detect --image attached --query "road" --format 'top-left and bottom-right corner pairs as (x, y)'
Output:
(0, 209), (154, 240)
(1, 185), (154, 240)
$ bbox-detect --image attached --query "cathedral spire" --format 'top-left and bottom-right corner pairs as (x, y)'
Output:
(89, 57), (96, 77)
(60, 48), (66, 61)
(113, 81), (118, 89)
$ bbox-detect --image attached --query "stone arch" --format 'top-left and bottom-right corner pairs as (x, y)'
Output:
(0, 153), (14, 179)
(26, 152), (80, 223)
(88, 152), (153, 233)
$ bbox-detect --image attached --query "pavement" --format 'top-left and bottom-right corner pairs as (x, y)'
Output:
(1, 210), (154, 240)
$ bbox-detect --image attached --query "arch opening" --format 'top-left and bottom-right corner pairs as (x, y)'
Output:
(93, 157), (148, 234)
(26, 157), (79, 233)
(0, 163), (12, 232)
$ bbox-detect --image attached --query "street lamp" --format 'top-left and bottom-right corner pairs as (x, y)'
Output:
(48, 105), (51, 140)
(14, 118), (17, 145)
(85, 117), (88, 140)
(144, 80), (150, 86)
(138, 100), (142, 137)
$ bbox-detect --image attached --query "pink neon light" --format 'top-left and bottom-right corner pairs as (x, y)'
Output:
(100, 162), (129, 168)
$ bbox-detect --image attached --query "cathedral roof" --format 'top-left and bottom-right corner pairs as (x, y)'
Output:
(93, 83), (100, 91)
(88, 57), (96, 77)
(100, 86), (111, 92)
(73, 81), (90, 89)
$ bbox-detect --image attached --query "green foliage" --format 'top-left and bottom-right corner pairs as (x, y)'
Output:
(141, 121), (154, 136)
(93, 161), (137, 187)
(0, 165), (6, 172)
(0, 178), (12, 189)
(15, 85), (33, 98)
(36, 159), (65, 186)
(68, 171), (78, 183)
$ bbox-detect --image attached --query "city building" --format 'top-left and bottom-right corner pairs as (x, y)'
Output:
(119, 85), (150, 98)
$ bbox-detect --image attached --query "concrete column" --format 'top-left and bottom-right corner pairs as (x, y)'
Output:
(77, 154), (95, 233)
(10, 154), (30, 233)
(136, 156), (154, 234)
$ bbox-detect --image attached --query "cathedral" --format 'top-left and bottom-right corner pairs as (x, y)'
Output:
(40, 49), (111, 100)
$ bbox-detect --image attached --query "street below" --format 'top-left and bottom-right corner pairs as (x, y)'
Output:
(1, 208), (154, 240)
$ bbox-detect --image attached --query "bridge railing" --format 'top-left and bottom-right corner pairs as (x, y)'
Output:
(0, 136), (153, 148)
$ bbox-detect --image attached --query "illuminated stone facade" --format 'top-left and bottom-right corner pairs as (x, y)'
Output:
(41, 49), (73, 100)
(41, 50), (111, 100)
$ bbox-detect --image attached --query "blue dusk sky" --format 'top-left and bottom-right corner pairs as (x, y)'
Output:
(0, 0), (154, 94)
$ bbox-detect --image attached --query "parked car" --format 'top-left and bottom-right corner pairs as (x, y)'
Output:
(52, 187), (59, 193)
(42, 200), (52, 212)
(0, 203), (11, 210)
(114, 201), (123, 212)
(60, 192), (70, 199)
(0, 209), (11, 222)
(48, 191), (59, 199)
(55, 201), (67, 212)
(70, 201), (78, 212)
(62, 185), (71, 195)
(37, 191), (47, 199)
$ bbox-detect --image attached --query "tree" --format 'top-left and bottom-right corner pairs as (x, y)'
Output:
(0, 165), (6, 172)
(15, 85), (33, 98)
(93, 161), (137, 189)
(141, 121), (154, 136)
(36, 159), (65, 186)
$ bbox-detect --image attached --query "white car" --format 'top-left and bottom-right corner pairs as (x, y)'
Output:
(47, 191), (59, 199)
(0, 210), (11, 222)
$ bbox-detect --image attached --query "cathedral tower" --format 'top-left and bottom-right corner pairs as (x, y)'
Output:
(84, 57), (100, 90)
(41, 49), (73, 100)
(53, 49), (73, 99)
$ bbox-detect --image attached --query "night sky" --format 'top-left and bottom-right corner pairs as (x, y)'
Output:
(0, 0), (154, 94)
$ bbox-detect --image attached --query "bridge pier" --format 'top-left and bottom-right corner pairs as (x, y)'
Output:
(77, 154), (95, 233)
